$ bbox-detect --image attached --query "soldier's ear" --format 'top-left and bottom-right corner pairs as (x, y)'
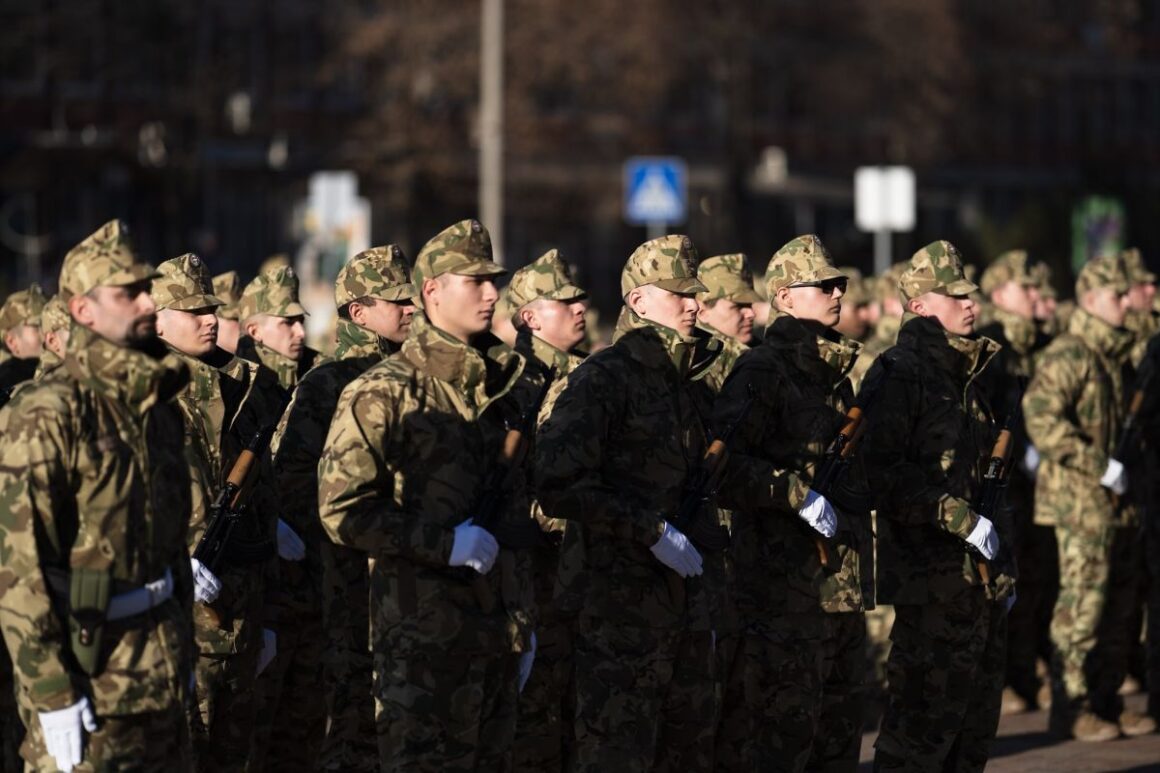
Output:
(625, 287), (646, 316)
(67, 293), (96, 328)
(775, 286), (793, 310)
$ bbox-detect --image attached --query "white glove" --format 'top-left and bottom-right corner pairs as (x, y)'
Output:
(965, 514), (999, 561)
(449, 519), (499, 574)
(276, 519), (306, 561)
(1100, 458), (1128, 496)
(190, 557), (222, 605)
(1005, 590), (1017, 614)
(518, 632), (537, 694)
(1022, 445), (1040, 476)
(257, 628), (277, 676)
(649, 521), (703, 578)
(797, 489), (837, 539)
(39, 696), (97, 773)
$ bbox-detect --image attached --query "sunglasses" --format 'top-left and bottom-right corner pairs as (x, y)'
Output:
(792, 278), (848, 295)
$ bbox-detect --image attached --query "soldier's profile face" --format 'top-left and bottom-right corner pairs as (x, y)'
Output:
(910, 291), (976, 336)
(352, 297), (415, 344)
(4, 323), (43, 359)
(629, 284), (699, 337)
(1083, 287), (1128, 328)
(73, 281), (158, 349)
(424, 273), (499, 342)
(697, 298), (754, 344)
(524, 297), (588, 352)
(251, 314), (306, 359)
(992, 281), (1037, 320)
(782, 282), (843, 328)
(1127, 283), (1155, 312)
(157, 307), (219, 357)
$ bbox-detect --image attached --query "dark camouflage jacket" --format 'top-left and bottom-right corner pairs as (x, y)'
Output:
(236, 334), (324, 392)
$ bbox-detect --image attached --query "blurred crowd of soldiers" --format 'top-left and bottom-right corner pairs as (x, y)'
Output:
(0, 215), (1156, 772)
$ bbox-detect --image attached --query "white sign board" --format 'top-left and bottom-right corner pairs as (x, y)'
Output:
(854, 166), (916, 232)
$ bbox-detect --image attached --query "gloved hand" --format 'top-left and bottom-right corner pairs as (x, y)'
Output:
(1022, 444), (1040, 477)
(518, 632), (537, 694)
(39, 696), (96, 773)
(965, 514), (999, 561)
(190, 557), (222, 605)
(257, 629), (277, 676)
(797, 489), (837, 539)
(1100, 458), (1128, 496)
(649, 521), (703, 578)
(1005, 590), (1017, 614)
(449, 519), (499, 574)
(276, 519), (306, 561)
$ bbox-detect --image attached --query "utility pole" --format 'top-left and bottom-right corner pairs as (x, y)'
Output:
(479, 0), (504, 264)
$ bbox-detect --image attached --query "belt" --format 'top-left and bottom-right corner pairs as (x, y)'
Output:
(106, 568), (174, 621)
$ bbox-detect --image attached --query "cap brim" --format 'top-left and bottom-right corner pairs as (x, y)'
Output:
(787, 265), (846, 287)
(944, 279), (979, 296)
(164, 294), (226, 312)
(272, 303), (310, 318)
(452, 260), (507, 278)
(379, 284), (418, 302)
(105, 264), (163, 288)
(545, 283), (588, 302)
(728, 287), (763, 304)
(654, 277), (708, 295)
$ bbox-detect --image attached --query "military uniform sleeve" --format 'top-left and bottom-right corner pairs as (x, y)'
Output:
(0, 390), (79, 710)
(534, 364), (667, 546)
(318, 379), (455, 565)
(1022, 341), (1106, 477)
(863, 359), (977, 539)
(271, 372), (331, 542)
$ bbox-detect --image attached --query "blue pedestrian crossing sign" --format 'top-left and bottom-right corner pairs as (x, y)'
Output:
(623, 156), (687, 226)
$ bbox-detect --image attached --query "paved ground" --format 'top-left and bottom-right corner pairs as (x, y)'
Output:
(858, 694), (1160, 772)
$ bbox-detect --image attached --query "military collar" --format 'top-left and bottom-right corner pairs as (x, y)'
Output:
(65, 325), (189, 413)
(763, 311), (860, 382)
(1067, 307), (1136, 362)
(1125, 309), (1160, 341)
(990, 307), (1038, 355)
(32, 351), (61, 382)
(696, 321), (751, 355)
(898, 312), (999, 381)
(614, 307), (718, 378)
(514, 327), (584, 377)
(334, 318), (396, 362)
(237, 335), (312, 389)
(399, 312), (524, 401)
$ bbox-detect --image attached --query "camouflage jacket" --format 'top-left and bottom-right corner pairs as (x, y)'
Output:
(318, 313), (526, 655)
(715, 311), (871, 617)
(268, 320), (396, 615)
(236, 335), (324, 392)
(849, 314), (899, 391)
(1126, 309), (1160, 369)
(175, 349), (286, 654)
(0, 326), (195, 715)
(1024, 308), (1137, 529)
(695, 322), (748, 394)
(862, 313), (1015, 605)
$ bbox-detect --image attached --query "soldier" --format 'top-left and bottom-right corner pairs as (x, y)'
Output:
(0, 283), (46, 395)
(849, 262), (906, 391)
(34, 295), (71, 382)
(151, 253), (287, 771)
(695, 253), (760, 392)
(491, 285), (519, 348)
(976, 250), (1055, 714)
(1025, 254), (1156, 741)
(268, 245), (416, 772)
(319, 219), (525, 771)
(213, 271), (244, 355)
(503, 249), (589, 772)
(237, 264), (324, 390)
(832, 266), (871, 342)
(0, 220), (195, 771)
(1031, 262), (1062, 338)
(863, 241), (1015, 771)
(713, 235), (870, 771)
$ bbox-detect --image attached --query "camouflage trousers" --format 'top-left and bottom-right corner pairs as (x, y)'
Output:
(1005, 522), (1058, 702)
(742, 612), (866, 773)
(189, 623), (263, 772)
(248, 607), (327, 772)
(0, 647), (21, 773)
(864, 605), (895, 693)
(513, 616), (575, 772)
(1050, 523), (1141, 719)
(318, 543), (376, 773)
(874, 586), (1006, 773)
(375, 649), (519, 772)
(568, 616), (717, 773)
(712, 630), (746, 772)
(21, 703), (191, 772)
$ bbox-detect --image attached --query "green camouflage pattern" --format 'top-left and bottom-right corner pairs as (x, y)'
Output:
(696, 253), (761, 305)
(58, 219), (160, 298)
(694, 320), (748, 394)
(850, 314), (901, 391)
(239, 264), (309, 321)
(212, 270), (243, 320)
(39, 294), (69, 336)
(412, 219), (505, 300)
(335, 244), (416, 307)
(152, 253), (224, 311)
(837, 267), (869, 306)
(506, 248), (586, 310)
(0, 284), (45, 335)
(1075, 253), (1129, 296)
(619, 234), (705, 298)
(980, 249), (1037, 296)
(1031, 261), (1059, 300)
(764, 234), (844, 295)
(1122, 247), (1157, 285)
(899, 241), (978, 300)
(236, 334), (325, 392)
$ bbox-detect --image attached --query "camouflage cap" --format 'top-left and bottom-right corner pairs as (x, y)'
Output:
(899, 241), (978, 301)
(335, 244), (416, 308)
(59, 219), (160, 298)
(836, 267), (870, 306)
(213, 271), (243, 320)
(1030, 261), (1058, 300)
(40, 294), (70, 335)
(980, 249), (1037, 296)
(1075, 254), (1130, 296)
(412, 220), (505, 302)
(697, 253), (762, 305)
(0, 284), (47, 333)
(1121, 247), (1157, 285)
(259, 253), (292, 274)
(152, 253), (224, 312)
(494, 285), (515, 324)
(239, 264), (309, 321)
(765, 235), (845, 295)
(872, 261), (909, 305)
(507, 249), (587, 310)
(620, 234), (706, 298)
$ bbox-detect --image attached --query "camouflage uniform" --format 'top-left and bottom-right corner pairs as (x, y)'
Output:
(1024, 255), (1146, 736)
(236, 265), (325, 391)
(32, 294), (71, 384)
(319, 220), (525, 772)
(713, 236), (870, 772)
(151, 254), (288, 771)
(0, 220), (195, 771)
(695, 253), (760, 393)
(848, 262), (907, 391)
(0, 284), (45, 396)
(864, 242), (1014, 772)
(213, 271), (243, 322)
(270, 246), (416, 772)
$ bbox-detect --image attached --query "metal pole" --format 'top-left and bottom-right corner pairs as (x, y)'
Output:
(480, 0), (504, 265)
(647, 221), (666, 241)
(874, 228), (891, 275)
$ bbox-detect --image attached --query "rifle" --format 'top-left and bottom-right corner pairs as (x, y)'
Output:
(1115, 364), (1154, 462)
(471, 369), (556, 613)
(970, 392), (1024, 586)
(192, 426), (275, 574)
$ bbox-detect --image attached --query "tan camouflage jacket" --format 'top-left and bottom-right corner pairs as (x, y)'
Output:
(1126, 309), (1159, 369)
(269, 320), (396, 615)
(1024, 308), (1137, 530)
(863, 313), (1015, 605)
(236, 335), (324, 392)
(318, 313), (526, 655)
(0, 326), (195, 714)
(716, 311), (871, 617)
